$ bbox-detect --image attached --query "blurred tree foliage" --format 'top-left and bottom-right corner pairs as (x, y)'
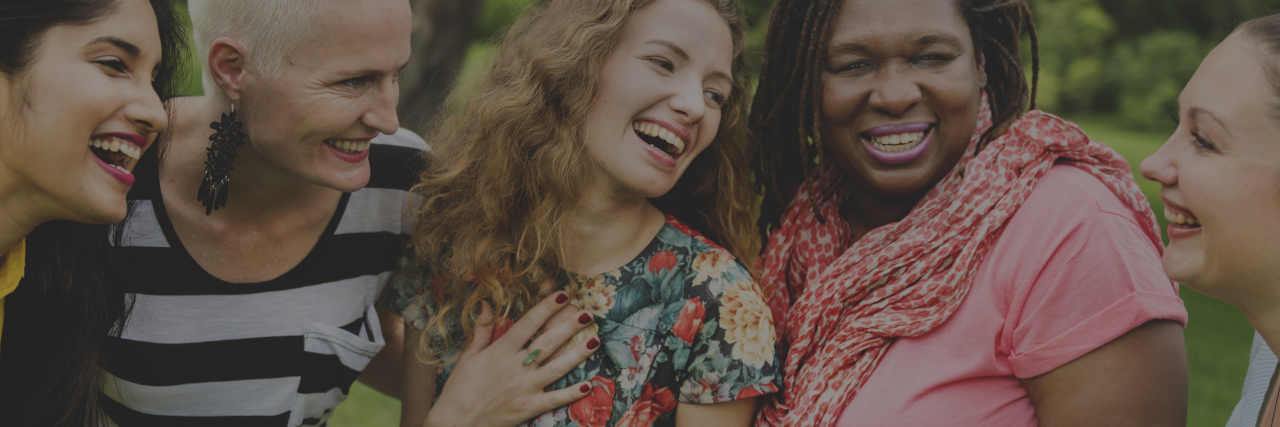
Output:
(463, 0), (1280, 131)
(473, 0), (775, 69)
(1029, 0), (1279, 129)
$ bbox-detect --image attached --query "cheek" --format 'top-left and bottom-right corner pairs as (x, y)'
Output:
(820, 77), (861, 123)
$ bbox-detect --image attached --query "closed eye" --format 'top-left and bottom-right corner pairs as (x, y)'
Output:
(340, 76), (373, 89)
(1191, 132), (1217, 152)
(648, 57), (674, 72)
(834, 60), (873, 75)
(96, 58), (129, 74)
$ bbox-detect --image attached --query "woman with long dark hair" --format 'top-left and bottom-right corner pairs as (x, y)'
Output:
(0, 0), (184, 425)
(751, 0), (1188, 425)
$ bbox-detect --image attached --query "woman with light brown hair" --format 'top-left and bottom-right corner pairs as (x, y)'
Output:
(1140, 13), (1280, 427)
(390, 0), (780, 426)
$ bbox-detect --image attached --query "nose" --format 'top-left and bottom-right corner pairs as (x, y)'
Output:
(362, 81), (400, 135)
(126, 80), (168, 134)
(667, 77), (707, 125)
(1139, 135), (1178, 187)
(868, 64), (921, 116)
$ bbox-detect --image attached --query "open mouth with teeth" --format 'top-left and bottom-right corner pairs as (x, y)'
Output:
(1164, 207), (1200, 229)
(868, 129), (928, 153)
(633, 122), (686, 158)
(324, 139), (371, 154)
(89, 136), (143, 175)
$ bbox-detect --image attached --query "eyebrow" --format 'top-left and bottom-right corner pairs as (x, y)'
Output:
(339, 62), (411, 79)
(645, 39), (733, 85)
(1189, 106), (1234, 138)
(829, 33), (965, 55)
(89, 36), (141, 58)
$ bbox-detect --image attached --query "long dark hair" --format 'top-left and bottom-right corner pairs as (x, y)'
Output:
(0, 0), (185, 425)
(750, 0), (1038, 236)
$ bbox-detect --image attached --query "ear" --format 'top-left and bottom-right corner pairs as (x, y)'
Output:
(974, 47), (988, 90)
(207, 37), (249, 101)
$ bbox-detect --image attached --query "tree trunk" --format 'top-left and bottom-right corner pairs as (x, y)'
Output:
(398, 0), (486, 134)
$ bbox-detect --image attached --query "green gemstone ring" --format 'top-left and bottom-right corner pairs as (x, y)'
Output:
(523, 348), (541, 366)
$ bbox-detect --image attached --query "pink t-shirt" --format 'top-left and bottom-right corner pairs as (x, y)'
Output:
(835, 165), (1188, 426)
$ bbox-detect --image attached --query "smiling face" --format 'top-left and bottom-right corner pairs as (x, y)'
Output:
(1139, 33), (1280, 304)
(233, 0), (411, 193)
(820, 0), (986, 198)
(0, 0), (166, 225)
(582, 0), (734, 200)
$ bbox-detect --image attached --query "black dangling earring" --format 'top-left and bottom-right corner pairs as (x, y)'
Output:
(197, 103), (246, 215)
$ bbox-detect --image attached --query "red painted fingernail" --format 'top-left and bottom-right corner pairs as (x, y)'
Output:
(579, 384), (591, 393)
(555, 293), (568, 304)
(586, 337), (600, 350)
(578, 312), (592, 325)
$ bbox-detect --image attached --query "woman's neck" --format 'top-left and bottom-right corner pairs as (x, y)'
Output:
(1241, 290), (1280, 357)
(562, 181), (665, 275)
(839, 184), (925, 244)
(164, 96), (340, 223)
(0, 168), (44, 254)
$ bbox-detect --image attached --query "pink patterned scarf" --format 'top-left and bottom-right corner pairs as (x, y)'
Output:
(753, 102), (1161, 426)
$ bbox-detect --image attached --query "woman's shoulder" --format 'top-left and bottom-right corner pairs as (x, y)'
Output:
(655, 215), (753, 288)
(1015, 164), (1146, 228)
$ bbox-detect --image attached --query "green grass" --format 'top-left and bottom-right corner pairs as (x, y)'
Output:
(1067, 114), (1255, 427)
(330, 383), (399, 427)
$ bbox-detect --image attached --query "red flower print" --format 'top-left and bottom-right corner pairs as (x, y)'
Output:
(735, 382), (780, 399)
(670, 298), (705, 344)
(666, 215), (725, 250)
(648, 250), (677, 275)
(569, 376), (615, 427)
(616, 383), (677, 427)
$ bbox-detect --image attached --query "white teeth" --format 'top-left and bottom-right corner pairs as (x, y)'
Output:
(88, 138), (142, 160)
(111, 164), (131, 174)
(871, 131), (924, 147)
(1163, 207), (1199, 226)
(632, 122), (686, 154)
(325, 139), (370, 153)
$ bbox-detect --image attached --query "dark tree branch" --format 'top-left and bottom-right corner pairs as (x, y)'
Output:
(399, 0), (487, 134)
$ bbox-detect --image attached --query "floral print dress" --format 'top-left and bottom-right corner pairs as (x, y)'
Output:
(392, 215), (782, 427)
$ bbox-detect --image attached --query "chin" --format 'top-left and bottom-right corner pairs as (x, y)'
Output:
(317, 173), (371, 193)
(1161, 251), (1204, 290)
(72, 199), (129, 225)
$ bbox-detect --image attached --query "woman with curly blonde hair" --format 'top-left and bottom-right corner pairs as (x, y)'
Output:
(390, 0), (781, 426)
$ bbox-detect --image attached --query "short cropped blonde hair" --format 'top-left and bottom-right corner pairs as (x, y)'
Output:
(187, 0), (325, 96)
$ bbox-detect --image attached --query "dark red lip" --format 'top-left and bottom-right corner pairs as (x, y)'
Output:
(95, 132), (146, 148)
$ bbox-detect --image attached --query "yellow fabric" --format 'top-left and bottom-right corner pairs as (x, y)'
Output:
(0, 238), (27, 345)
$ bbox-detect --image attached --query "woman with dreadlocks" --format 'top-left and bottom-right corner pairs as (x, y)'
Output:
(750, 0), (1189, 425)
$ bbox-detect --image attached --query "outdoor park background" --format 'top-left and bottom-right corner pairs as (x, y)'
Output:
(164, 0), (1280, 425)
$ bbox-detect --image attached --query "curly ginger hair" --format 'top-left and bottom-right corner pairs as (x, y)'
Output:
(407, 0), (756, 364)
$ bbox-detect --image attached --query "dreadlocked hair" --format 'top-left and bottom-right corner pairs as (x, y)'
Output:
(751, 0), (1039, 237)
(406, 0), (755, 365)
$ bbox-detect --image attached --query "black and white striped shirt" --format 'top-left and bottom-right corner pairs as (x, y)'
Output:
(101, 130), (427, 427)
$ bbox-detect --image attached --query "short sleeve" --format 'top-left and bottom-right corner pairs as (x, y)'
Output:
(1006, 211), (1188, 378)
(676, 258), (783, 404)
